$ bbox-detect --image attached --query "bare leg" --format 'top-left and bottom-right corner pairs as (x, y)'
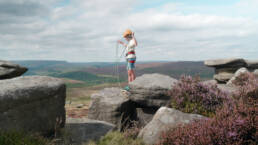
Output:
(131, 69), (136, 81)
(128, 70), (131, 82)
(129, 70), (134, 82)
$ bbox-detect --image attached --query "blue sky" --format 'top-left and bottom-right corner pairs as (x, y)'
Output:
(0, 0), (257, 62)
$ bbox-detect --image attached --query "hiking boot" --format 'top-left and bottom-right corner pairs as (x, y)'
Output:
(123, 86), (130, 91)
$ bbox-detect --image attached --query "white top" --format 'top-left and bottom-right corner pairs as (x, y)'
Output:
(126, 39), (136, 59)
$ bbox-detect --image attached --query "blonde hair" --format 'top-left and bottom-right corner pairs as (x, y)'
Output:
(123, 29), (133, 38)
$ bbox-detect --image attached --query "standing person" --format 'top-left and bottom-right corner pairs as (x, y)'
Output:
(117, 29), (137, 90)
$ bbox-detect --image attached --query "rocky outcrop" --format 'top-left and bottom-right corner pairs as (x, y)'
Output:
(88, 88), (136, 131)
(128, 73), (178, 127)
(138, 107), (204, 145)
(65, 118), (115, 145)
(0, 76), (66, 136)
(204, 58), (258, 83)
(0, 60), (28, 80)
(88, 74), (178, 129)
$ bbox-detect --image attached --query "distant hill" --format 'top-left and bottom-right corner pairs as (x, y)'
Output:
(13, 60), (214, 82)
(13, 60), (115, 76)
(82, 61), (214, 80)
(136, 61), (214, 80)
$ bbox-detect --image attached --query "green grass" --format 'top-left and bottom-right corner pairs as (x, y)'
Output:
(87, 131), (145, 145)
(0, 130), (50, 145)
(171, 100), (216, 117)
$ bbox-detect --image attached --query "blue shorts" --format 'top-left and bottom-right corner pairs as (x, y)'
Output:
(127, 58), (136, 70)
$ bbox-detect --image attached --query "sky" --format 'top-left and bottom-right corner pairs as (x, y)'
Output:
(0, 0), (258, 62)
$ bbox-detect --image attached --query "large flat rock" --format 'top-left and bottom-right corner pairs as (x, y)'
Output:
(204, 58), (247, 68)
(88, 88), (136, 131)
(0, 60), (28, 80)
(65, 118), (115, 145)
(129, 73), (178, 108)
(138, 107), (204, 145)
(129, 73), (177, 90)
(0, 76), (66, 135)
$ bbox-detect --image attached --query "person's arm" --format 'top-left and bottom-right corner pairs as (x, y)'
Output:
(117, 40), (127, 47)
(132, 32), (138, 47)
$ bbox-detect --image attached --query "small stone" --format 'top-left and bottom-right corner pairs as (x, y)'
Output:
(253, 69), (258, 76)
(76, 104), (85, 108)
(227, 67), (249, 86)
(214, 72), (234, 83)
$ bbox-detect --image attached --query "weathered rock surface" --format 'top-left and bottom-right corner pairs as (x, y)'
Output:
(129, 73), (178, 108)
(0, 60), (28, 80)
(65, 118), (115, 145)
(0, 76), (66, 135)
(246, 60), (258, 69)
(138, 107), (204, 145)
(204, 58), (247, 68)
(88, 88), (136, 130)
(227, 67), (249, 86)
(215, 67), (239, 74)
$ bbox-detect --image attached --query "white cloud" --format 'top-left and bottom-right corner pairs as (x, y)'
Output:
(0, 0), (257, 62)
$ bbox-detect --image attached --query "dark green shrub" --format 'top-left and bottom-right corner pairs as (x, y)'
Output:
(88, 131), (145, 145)
(0, 130), (50, 145)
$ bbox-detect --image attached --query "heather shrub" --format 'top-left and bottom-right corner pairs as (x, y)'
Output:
(169, 75), (230, 117)
(158, 99), (257, 145)
(232, 72), (258, 105)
